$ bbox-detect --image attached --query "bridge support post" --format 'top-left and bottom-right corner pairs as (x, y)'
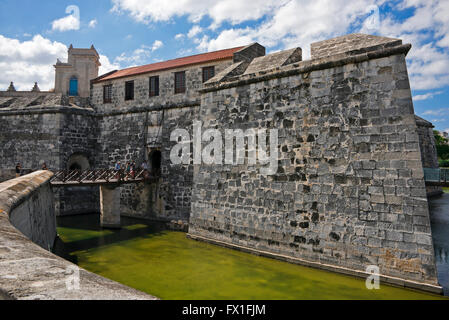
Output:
(100, 185), (121, 229)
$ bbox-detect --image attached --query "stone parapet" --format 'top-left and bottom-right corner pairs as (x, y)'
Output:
(0, 171), (156, 300)
(201, 42), (412, 93)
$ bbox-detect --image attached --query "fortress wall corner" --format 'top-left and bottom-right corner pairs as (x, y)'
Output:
(188, 42), (441, 293)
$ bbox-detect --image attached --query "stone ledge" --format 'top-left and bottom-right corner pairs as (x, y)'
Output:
(0, 105), (96, 116)
(0, 172), (158, 300)
(187, 233), (444, 296)
(0, 171), (54, 214)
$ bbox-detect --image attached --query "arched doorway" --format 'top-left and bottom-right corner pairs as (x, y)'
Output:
(67, 153), (90, 171)
(149, 150), (161, 175)
(69, 77), (78, 96)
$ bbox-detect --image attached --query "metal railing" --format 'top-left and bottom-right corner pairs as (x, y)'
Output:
(423, 168), (449, 184)
(50, 169), (148, 185)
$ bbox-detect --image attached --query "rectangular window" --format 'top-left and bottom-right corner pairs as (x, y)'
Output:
(202, 66), (215, 83)
(125, 81), (134, 101)
(174, 71), (186, 94)
(149, 76), (159, 97)
(103, 85), (112, 103)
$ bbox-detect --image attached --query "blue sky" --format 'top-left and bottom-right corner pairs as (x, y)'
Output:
(0, 0), (448, 132)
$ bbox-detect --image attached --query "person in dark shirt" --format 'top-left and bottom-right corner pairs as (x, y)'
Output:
(42, 163), (48, 170)
(15, 163), (21, 178)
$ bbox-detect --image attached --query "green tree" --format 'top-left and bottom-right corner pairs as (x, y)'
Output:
(434, 130), (448, 146)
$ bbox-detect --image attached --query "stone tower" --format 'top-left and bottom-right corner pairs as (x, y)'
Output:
(54, 44), (101, 98)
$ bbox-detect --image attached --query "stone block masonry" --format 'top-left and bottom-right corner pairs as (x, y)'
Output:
(0, 102), (100, 216)
(188, 34), (442, 293)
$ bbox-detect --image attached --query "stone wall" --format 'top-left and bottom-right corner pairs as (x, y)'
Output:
(415, 116), (442, 197)
(91, 60), (233, 113)
(96, 105), (200, 221)
(91, 58), (235, 222)
(188, 34), (442, 293)
(0, 171), (155, 300)
(0, 171), (56, 250)
(0, 105), (99, 216)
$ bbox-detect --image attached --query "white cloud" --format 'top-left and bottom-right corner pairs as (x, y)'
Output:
(52, 15), (80, 32)
(367, 0), (449, 91)
(194, 0), (382, 55)
(431, 119), (446, 123)
(151, 40), (163, 51)
(188, 25), (203, 38)
(111, 0), (285, 26)
(114, 41), (163, 67)
(200, 28), (255, 52)
(413, 91), (444, 101)
(88, 19), (98, 28)
(422, 108), (449, 117)
(175, 33), (185, 41)
(0, 34), (67, 91)
(445, 128), (449, 133)
(51, 5), (81, 32)
(115, 46), (152, 66)
(99, 54), (120, 76)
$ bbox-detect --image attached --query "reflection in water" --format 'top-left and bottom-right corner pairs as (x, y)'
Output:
(54, 214), (446, 300)
(429, 192), (449, 296)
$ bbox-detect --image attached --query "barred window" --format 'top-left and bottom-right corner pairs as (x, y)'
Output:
(125, 81), (134, 101)
(202, 66), (215, 83)
(149, 76), (159, 97)
(174, 71), (186, 94)
(103, 85), (112, 103)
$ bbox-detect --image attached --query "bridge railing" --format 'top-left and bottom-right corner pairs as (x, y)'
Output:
(423, 168), (449, 183)
(51, 169), (147, 185)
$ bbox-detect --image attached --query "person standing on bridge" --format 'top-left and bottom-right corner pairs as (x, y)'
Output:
(141, 161), (150, 180)
(125, 162), (131, 180)
(130, 161), (136, 178)
(15, 163), (22, 178)
(114, 161), (121, 181)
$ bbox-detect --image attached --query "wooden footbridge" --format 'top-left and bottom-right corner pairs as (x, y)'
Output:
(48, 169), (160, 229)
(50, 169), (156, 187)
(424, 168), (449, 187)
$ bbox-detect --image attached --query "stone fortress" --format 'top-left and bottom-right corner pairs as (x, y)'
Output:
(0, 33), (444, 293)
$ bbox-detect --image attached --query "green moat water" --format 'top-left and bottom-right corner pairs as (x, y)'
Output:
(54, 214), (446, 300)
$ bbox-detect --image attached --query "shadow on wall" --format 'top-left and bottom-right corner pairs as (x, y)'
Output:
(57, 153), (100, 216)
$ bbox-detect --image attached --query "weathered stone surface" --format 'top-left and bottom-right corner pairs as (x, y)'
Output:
(311, 33), (402, 59)
(415, 115), (442, 197)
(100, 185), (121, 228)
(188, 35), (440, 289)
(0, 171), (156, 300)
(244, 47), (302, 75)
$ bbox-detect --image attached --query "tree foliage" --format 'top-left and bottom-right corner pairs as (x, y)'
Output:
(434, 130), (448, 146)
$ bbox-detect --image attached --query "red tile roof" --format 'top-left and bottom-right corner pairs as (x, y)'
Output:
(96, 46), (245, 82)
